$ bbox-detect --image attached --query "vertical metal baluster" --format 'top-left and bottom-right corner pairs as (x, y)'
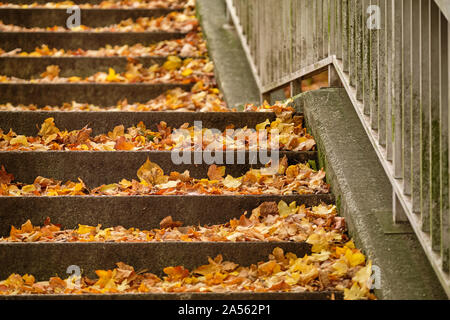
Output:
(378, 0), (387, 147)
(421, 0), (431, 232)
(370, 0), (379, 130)
(403, 0), (412, 195)
(411, 0), (421, 213)
(430, 1), (441, 251)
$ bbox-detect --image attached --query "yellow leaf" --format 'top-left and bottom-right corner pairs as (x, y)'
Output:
(21, 184), (36, 193)
(344, 283), (369, 300)
(9, 135), (29, 147)
(99, 184), (118, 194)
(38, 118), (60, 138)
(181, 68), (193, 77)
(163, 56), (182, 71)
(77, 224), (95, 235)
(345, 249), (366, 267)
(137, 158), (167, 185)
(277, 200), (297, 217)
(223, 175), (242, 189)
(256, 119), (270, 131)
(68, 76), (81, 82)
(352, 261), (373, 289)
(119, 179), (132, 188)
(106, 68), (120, 82)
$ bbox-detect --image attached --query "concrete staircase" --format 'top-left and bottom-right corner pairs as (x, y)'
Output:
(0, 0), (339, 299)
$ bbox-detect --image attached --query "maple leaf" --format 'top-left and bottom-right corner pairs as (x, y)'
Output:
(114, 136), (135, 150)
(137, 158), (168, 185)
(106, 68), (121, 82)
(38, 118), (60, 138)
(207, 164), (225, 180)
(163, 266), (189, 281)
(9, 135), (29, 147)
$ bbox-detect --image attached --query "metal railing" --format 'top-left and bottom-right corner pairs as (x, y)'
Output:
(226, 0), (450, 296)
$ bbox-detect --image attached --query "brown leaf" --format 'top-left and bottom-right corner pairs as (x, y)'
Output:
(259, 202), (279, 217)
(0, 165), (14, 184)
(76, 126), (92, 145)
(115, 136), (135, 151)
(160, 216), (183, 229)
(207, 164), (225, 180)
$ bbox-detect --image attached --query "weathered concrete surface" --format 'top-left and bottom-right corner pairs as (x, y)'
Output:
(0, 151), (317, 187)
(0, 8), (181, 28)
(0, 83), (192, 106)
(299, 88), (447, 300)
(0, 32), (186, 51)
(0, 111), (277, 135)
(196, 0), (260, 107)
(0, 57), (170, 78)
(0, 242), (311, 279)
(0, 292), (342, 300)
(0, 194), (334, 236)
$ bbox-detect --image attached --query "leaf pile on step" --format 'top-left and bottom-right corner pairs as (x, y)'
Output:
(0, 57), (214, 84)
(0, 85), (228, 112)
(0, 245), (375, 300)
(0, 11), (198, 32)
(0, 0), (192, 9)
(0, 32), (207, 57)
(1, 201), (344, 243)
(0, 157), (329, 196)
(0, 114), (315, 151)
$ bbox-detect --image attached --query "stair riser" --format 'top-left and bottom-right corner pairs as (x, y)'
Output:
(0, 292), (342, 300)
(0, 151), (316, 186)
(0, 195), (334, 236)
(0, 83), (192, 106)
(0, 242), (311, 278)
(0, 112), (277, 135)
(0, 32), (187, 51)
(0, 57), (171, 78)
(0, 8), (182, 28)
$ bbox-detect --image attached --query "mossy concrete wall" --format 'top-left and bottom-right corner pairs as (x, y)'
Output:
(298, 88), (447, 300)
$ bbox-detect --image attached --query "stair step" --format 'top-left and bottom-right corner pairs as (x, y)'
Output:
(0, 291), (342, 300)
(0, 194), (334, 236)
(0, 31), (187, 51)
(0, 111), (276, 135)
(0, 242), (311, 279)
(0, 8), (183, 28)
(0, 56), (177, 78)
(0, 151), (317, 187)
(0, 83), (192, 106)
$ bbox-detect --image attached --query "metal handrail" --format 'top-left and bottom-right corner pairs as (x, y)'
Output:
(226, 0), (450, 297)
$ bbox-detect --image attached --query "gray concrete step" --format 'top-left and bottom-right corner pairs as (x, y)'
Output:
(0, 111), (275, 135)
(0, 151), (317, 187)
(0, 32), (187, 51)
(0, 8), (182, 28)
(0, 83), (193, 106)
(0, 56), (176, 78)
(0, 194), (334, 237)
(0, 241), (311, 279)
